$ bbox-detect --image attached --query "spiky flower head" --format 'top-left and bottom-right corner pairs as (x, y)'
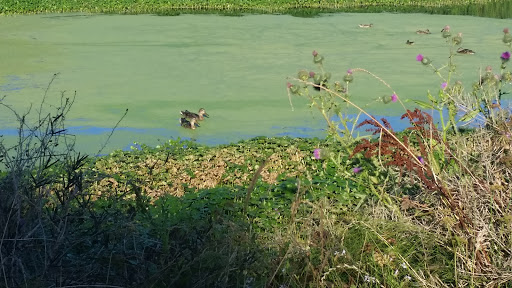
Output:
(501, 51), (511, 64)
(313, 148), (322, 159)
(298, 70), (309, 81)
(312, 50), (324, 64)
(503, 29), (512, 44)
(309, 71), (315, 78)
(391, 93), (398, 102)
(343, 70), (354, 83)
(452, 32), (463, 45)
(416, 54), (431, 65)
(381, 95), (392, 104)
(288, 83), (300, 94)
(442, 25), (451, 38)
(313, 148), (330, 160)
(353, 167), (362, 174)
(441, 82), (447, 90)
(334, 81), (345, 93)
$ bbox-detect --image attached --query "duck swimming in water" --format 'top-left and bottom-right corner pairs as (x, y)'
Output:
(358, 23), (373, 28)
(180, 117), (200, 129)
(406, 40), (415, 45)
(457, 47), (475, 54)
(416, 29), (431, 34)
(180, 108), (209, 121)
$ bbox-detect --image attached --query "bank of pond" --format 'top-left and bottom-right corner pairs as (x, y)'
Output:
(1, 0), (511, 19)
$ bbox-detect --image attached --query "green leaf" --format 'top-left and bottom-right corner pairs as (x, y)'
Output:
(412, 100), (438, 110)
(458, 109), (480, 122)
(427, 91), (438, 103)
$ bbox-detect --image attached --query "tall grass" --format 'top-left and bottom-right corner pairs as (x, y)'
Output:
(285, 24), (512, 287)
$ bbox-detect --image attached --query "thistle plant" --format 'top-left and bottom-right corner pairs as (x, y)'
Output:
(414, 26), (512, 140)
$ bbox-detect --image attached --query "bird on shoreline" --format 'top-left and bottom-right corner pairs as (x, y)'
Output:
(457, 47), (475, 54)
(180, 117), (200, 129)
(416, 29), (431, 34)
(180, 108), (209, 121)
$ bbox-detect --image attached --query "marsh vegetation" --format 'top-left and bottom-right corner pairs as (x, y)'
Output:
(1, 1), (512, 287)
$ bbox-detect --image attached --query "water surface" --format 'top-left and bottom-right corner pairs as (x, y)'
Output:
(0, 12), (510, 154)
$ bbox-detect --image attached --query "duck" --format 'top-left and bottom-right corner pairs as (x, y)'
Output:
(457, 47), (475, 54)
(406, 40), (415, 45)
(180, 117), (200, 129)
(180, 108), (209, 121)
(416, 29), (431, 34)
(358, 23), (373, 28)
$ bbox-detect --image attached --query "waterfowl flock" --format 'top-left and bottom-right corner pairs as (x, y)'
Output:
(179, 108), (209, 129)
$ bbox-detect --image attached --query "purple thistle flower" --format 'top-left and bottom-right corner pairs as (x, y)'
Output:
(504, 28), (510, 34)
(312, 50), (318, 57)
(353, 167), (362, 174)
(417, 156), (425, 165)
(313, 148), (322, 160)
(309, 71), (315, 78)
(441, 82), (447, 90)
(416, 54), (424, 62)
(391, 93), (398, 102)
(501, 51), (511, 61)
(287, 82), (293, 89)
(347, 69), (353, 74)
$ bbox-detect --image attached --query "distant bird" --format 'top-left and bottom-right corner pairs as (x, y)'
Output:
(180, 108), (209, 121)
(457, 47), (475, 54)
(406, 40), (415, 45)
(180, 117), (200, 129)
(358, 23), (373, 28)
(416, 29), (431, 34)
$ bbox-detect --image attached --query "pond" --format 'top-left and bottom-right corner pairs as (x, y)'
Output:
(0, 12), (511, 155)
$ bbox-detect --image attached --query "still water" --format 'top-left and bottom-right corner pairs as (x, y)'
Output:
(0, 12), (510, 154)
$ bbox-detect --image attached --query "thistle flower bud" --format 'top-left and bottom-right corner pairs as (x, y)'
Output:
(309, 71), (315, 78)
(441, 25), (451, 38)
(343, 70), (353, 83)
(503, 33), (512, 45)
(452, 32), (462, 45)
(417, 54), (431, 65)
(312, 51), (324, 64)
(502, 71), (512, 82)
(381, 95), (392, 104)
(289, 84), (300, 94)
(334, 81), (345, 93)
(298, 70), (309, 81)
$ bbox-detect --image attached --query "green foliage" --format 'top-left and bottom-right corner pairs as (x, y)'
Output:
(1, 0), (511, 19)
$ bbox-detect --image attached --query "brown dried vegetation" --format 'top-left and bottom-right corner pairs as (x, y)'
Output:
(92, 141), (310, 198)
